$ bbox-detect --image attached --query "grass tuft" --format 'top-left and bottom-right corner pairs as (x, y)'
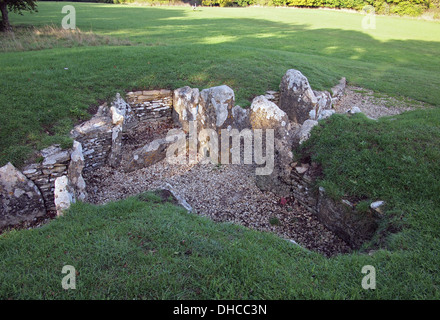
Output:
(0, 25), (136, 52)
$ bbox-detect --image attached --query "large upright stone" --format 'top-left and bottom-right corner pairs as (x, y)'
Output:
(0, 162), (46, 228)
(249, 95), (289, 134)
(111, 93), (136, 128)
(199, 85), (235, 131)
(172, 86), (200, 133)
(68, 141), (87, 202)
(70, 106), (113, 172)
(231, 105), (249, 131)
(249, 96), (298, 196)
(54, 175), (75, 216)
(108, 123), (123, 168)
(295, 119), (319, 145)
(279, 69), (318, 124)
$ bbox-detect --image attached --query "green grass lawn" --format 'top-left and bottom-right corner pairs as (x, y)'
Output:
(0, 192), (435, 300)
(1, 2), (440, 299)
(1, 2), (440, 166)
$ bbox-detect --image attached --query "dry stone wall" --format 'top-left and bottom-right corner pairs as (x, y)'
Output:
(126, 89), (173, 124)
(0, 90), (175, 229)
(22, 145), (71, 213)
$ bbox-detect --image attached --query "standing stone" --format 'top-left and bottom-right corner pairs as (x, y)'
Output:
(197, 85), (235, 161)
(108, 123), (123, 168)
(278, 69), (318, 124)
(249, 96), (289, 132)
(111, 93), (136, 128)
(172, 86), (200, 133)
(68, 141), (87, 202)
(199, 85), (235, 131)
(0, 162), (46, 228)
(249, 96), (298, 196)
(54, 175), (75, 216)
(231, 105), (250, 131)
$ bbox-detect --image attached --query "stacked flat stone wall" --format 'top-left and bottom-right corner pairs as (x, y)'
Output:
(126, 90), (173, 123)
(22, 146), (71, 213)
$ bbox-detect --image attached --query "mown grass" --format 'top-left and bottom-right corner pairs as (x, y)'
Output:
(1, 2), (440, 299)
(0, 192), (436, 300)
(1, 2), (440, 166)
(0, 25), (136, 52)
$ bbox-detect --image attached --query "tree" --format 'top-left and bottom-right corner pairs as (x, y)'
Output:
(0, 0), (37, 32)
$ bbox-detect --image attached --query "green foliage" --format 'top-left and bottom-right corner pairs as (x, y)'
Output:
(269, 216), (281, 226)
(194, 0), (438, 15)
(3, 0), (37, 14)
(39, 0), (439, 15)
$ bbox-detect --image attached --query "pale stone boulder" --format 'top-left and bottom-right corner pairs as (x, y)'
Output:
(124, 138), (172, 172)
(310, 90), (333, 121)
(172, 86), (200, 133)
(278, 69), (318, 124)
(111, 93), (136, 127)
(249, 96), (298, 197)
(68, 141), (87, 202)
(249, 95), (289, 133)
(54, 175), (75, 216)
(0, 162), (46, 228)
(199, 85), (235, 130)
(296, 119), (319, 145)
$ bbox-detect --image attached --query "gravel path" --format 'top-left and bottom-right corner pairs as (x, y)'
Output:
(334, 85), (428, 119)
(85, 157), (352, 257)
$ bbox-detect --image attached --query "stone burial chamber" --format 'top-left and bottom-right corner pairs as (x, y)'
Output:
(0, 69), (384, 250)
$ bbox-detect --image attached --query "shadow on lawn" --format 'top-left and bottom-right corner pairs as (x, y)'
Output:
(1, 5), (440, 166)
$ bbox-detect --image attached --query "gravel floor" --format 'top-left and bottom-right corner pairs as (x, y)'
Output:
(334, 85), (428, 119)
(85, 159), (352, 257)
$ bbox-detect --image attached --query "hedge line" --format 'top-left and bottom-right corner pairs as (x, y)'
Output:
(45, 0), (440, 16)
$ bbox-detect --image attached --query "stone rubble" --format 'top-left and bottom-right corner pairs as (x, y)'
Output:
(0, 162), (46, 228)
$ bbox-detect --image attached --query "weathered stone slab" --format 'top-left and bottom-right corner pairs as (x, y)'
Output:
(331, 77), (346, 98)
(173, 86), (200, 133)
(54, 175), (75, 216)
(295, 119), (318, 145)
(250, 96), (298, 196)
(124, 138), (172, 172)
(0, 162), (46, 228)
(231, 105), (249, 131)
(316, 187), (381, 249)
(68, 141), (87, 202)
(199, 85), (235, 131)
(278, 69), (318, 124)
